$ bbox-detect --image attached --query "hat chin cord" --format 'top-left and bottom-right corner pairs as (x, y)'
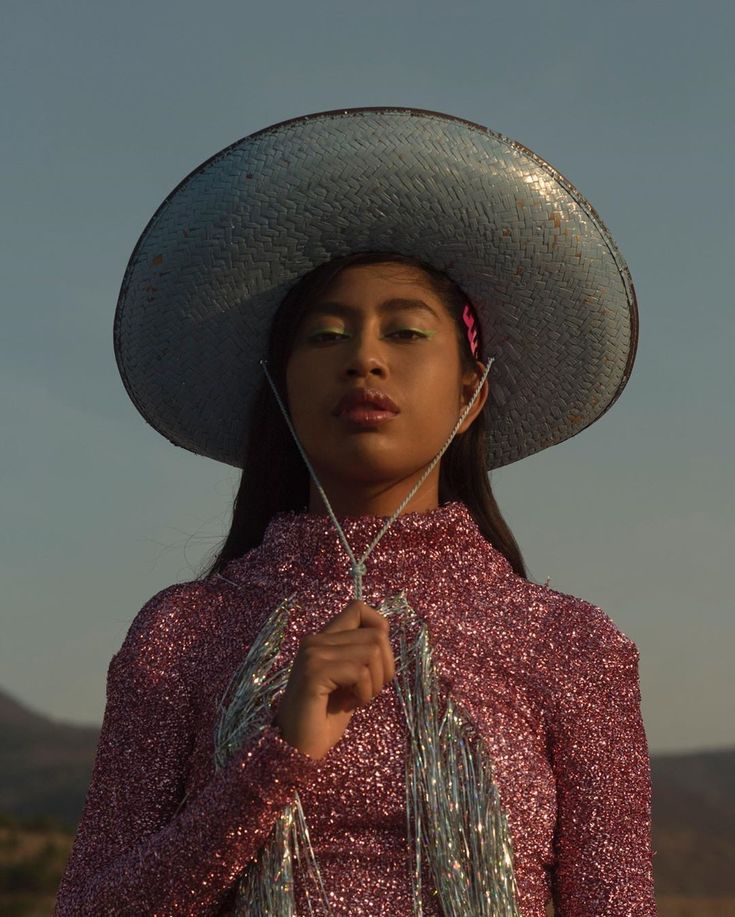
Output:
(259, 356), (494, 600)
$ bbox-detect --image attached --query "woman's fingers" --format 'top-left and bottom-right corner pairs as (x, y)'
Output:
(301, 633), (387, 699)
(317, 600), (394, 691)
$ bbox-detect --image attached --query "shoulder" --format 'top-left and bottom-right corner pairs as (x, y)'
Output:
(522, 579), (640, 697)
(492, 573), (638, 667)
(112, 576), (240, 680)
(540, 582), (637, 657)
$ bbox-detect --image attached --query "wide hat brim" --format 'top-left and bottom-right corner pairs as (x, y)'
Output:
(114, 106), (638, 470)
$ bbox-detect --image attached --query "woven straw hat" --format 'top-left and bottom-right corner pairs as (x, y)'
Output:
(113, 106), (638, 470)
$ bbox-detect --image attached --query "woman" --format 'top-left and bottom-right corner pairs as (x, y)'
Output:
(55, 108), (657, 915)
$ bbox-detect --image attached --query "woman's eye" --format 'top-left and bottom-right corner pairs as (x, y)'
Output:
(389, 328), (429, 340)
(307, 330), (348, 343)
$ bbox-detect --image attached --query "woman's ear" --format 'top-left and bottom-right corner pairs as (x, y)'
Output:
(458, 363), (489, 434)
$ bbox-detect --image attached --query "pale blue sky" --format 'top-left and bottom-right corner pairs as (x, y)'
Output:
(1, 0), (732, 754)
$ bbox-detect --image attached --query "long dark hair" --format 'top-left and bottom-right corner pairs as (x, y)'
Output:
(199, 251), (528, 580)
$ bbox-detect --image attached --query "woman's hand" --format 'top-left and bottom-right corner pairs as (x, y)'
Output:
(272, 600), (396, 761)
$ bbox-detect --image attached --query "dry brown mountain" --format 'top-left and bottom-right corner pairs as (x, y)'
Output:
(650, 746), (735, 897)
(0, 687), (99, 830)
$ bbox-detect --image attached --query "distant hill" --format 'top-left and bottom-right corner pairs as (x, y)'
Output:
(650, 747), (735, 896)
(1, 685), (733, 898)
(0, 687), (99, 831)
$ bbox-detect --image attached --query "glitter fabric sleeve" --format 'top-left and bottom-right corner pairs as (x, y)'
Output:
(544, 600), (657, 915)
(53, 587), (329, 916)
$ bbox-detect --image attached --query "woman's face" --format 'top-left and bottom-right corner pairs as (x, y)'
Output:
(285, 262), (488, 512)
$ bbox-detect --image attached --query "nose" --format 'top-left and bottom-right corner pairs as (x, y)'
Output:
(341, 332), (388, 379)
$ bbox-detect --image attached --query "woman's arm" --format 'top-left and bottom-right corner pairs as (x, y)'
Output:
(54, 585), (329, 916)
(547, 604), (657, 916)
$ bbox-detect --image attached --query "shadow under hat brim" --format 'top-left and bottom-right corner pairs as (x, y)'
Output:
(114, 106), (638, 470)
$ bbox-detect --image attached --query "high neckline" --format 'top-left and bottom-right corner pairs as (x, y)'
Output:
(223, 499), (513, 590)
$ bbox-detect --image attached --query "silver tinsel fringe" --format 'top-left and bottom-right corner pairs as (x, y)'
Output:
(214, 591), (520, 916)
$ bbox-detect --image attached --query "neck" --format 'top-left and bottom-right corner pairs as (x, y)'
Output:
(226, 499), (515, 596)
(305, 466), (441, 519)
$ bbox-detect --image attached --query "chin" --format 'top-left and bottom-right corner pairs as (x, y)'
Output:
(314, 446), (433, 486)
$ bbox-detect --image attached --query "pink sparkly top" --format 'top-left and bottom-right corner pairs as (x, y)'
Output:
(54, 500), (657, 915)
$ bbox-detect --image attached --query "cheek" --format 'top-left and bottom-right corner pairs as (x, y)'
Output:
(421, 393), (462, 436)
(285, 358), (325, 437)
(408, 368), (463, 423)
(285, 352), (312, 406)
(283, 363), (306, 430)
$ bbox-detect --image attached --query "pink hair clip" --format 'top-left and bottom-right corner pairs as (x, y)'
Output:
(462, 302), (480, 359)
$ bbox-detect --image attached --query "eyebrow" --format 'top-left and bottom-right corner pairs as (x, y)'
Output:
(306, 297), (440, 320)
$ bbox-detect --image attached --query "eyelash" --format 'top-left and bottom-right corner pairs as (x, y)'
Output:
(307, 329), (430, 343)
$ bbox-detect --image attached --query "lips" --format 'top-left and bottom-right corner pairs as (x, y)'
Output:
(333, 388), (400, 416)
